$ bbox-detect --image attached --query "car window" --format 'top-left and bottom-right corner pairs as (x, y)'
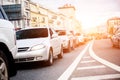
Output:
(49, 28), (53, 37)
(58, 31), (66, 35)
(16, 28), (48, 39)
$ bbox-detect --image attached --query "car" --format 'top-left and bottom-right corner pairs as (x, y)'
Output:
(69, 30), (78, 47)
(0, 6), (17, 80)
(15, 27), (63, 66)
(75, 33), (85, 45)
(55, 29), (75, 52)
(111, 33), (120, 48)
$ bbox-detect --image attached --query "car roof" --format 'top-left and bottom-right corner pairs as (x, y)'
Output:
(18, 27), (50, 31)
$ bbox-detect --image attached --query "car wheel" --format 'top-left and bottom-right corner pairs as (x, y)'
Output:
(58, 46), (63, 59)
(0, 50), (9, 80)
(46, 50), (53, 66)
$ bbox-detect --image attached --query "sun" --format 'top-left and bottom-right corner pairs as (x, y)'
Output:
(76, 16), (98, 30)
(76, 13), (106, 33)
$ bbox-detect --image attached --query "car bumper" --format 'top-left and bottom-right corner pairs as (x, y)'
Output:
(14, 48), (48, 63)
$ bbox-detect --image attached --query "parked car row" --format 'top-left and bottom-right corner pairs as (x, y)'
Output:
(15, 28), (87, 65)
(0, 5), (87, 80)
(55, 30), (87, 52)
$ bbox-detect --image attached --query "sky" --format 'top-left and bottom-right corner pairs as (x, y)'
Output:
(32, 0), (120, 29)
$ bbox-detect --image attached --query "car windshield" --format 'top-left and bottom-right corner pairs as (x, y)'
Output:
(56, 30), (66, 36)
(16, 28), (48, 40)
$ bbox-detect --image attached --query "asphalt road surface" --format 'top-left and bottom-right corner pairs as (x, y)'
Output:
(11, 39), (120, 80)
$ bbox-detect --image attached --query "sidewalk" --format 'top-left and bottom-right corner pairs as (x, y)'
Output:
(93, 39), (120, 66)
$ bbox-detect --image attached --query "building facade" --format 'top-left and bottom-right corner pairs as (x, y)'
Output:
(58, 4), (81, 33)
(30, 2), (49, 27)
(1, 0), (30, 29)
(1, 1), (81, 32)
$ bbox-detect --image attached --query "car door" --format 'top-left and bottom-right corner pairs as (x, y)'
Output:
(49, 28), (61, 56)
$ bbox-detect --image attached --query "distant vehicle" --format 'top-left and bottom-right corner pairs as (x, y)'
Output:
(56, 29), (75, 52)
(75, 33), (85, 45)
(111, 33), (120, 48)
(15, 27), (63, 66)
(69, 30), (78, 47)
(0, 6), (17, 80)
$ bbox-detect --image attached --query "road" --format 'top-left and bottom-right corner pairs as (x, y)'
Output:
(10, 39), (120, 80)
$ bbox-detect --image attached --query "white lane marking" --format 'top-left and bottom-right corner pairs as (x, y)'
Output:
(77, 65), (106, 70)
(71, 74), (120, 80)
(83, 56), (91, 59)
(57, 43), (90, 80)
(80, 60), (96, 63)
(89, 40), (120, 72)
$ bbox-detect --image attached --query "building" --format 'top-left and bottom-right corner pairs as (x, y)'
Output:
(30, 2), (48, 27)
(1, 0), (30, 29)
(58, 4), (81, 33)
(107, 17), (120, 34)
(58, 4), (75, 18)
(1, 1), (81, 32)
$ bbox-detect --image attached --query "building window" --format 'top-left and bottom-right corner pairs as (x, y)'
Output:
(15, 0), (19, 4)
(41, 17), (45, 23)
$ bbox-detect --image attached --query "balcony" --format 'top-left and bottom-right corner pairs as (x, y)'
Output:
(2, 4), (21, 12)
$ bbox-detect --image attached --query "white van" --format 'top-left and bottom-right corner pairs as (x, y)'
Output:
(0, 6), (17, 80)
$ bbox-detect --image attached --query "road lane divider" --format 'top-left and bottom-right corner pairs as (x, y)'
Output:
(77, 65), (106, 70)
(83, 56), (91, 59)
(57, 43), (90, 80)
(80, 60), (96, 63)
(71, 74), (120, 80)
(89, 40), (120, 72)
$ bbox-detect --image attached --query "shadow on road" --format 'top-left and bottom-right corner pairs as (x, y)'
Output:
(15, 61), (48, 70)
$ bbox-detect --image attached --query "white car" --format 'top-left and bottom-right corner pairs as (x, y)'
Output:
(56, 30), (75, 52)
(0, 6), (17, 80)
(15, 27), (63, 65)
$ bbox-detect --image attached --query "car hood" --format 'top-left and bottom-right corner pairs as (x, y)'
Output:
(17, 38), (48, 48)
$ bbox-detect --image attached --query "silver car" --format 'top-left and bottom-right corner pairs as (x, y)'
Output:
(15, 27), (63, 66)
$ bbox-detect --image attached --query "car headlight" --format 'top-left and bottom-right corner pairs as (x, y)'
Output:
(30, 44), (45, 51)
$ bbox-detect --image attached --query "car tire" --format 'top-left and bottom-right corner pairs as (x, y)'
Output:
(58, 46), (63, 59)
(46, 50), (53, 66)
(0, 50), (9, 80)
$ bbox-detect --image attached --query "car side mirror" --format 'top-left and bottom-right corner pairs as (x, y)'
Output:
(52, 34), (58, 38)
